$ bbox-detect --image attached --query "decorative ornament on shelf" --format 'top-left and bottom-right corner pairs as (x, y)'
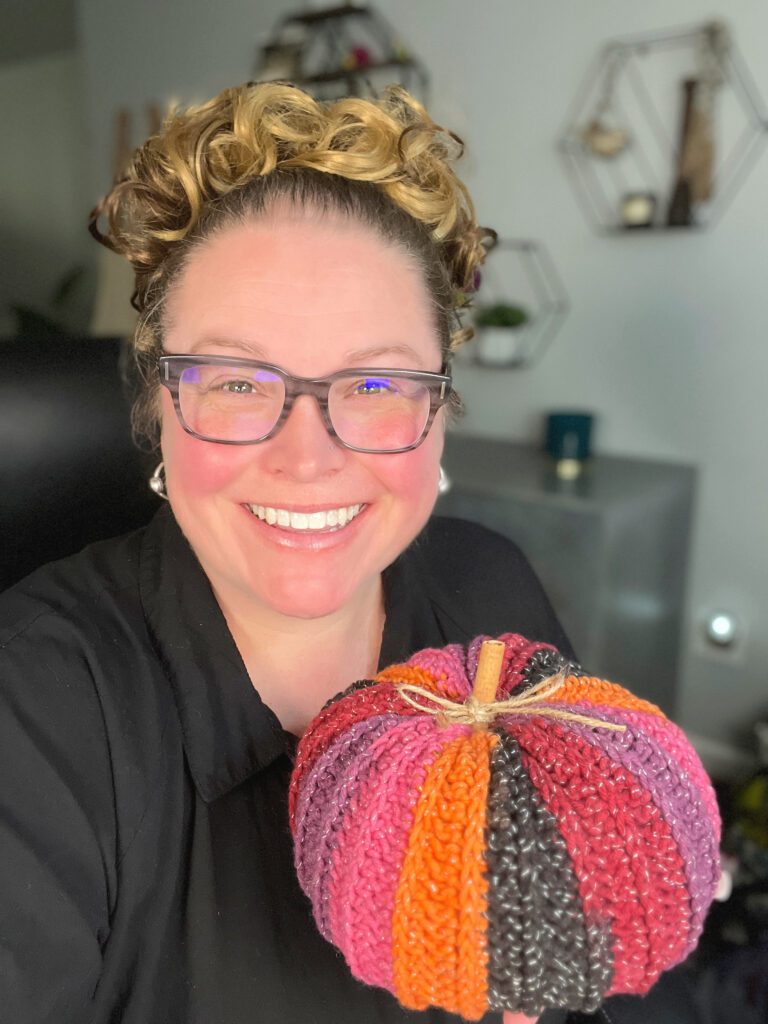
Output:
(289, 634), (723, 1021)
(666, 21), (732, 227)
(620, 191), (657, 228)
(580, 45), (631, 159)
(559, 19), (768, 233)
(341, 45), (371, 70)
(545, 411), (595, 481)
(253, 3), (428, 102)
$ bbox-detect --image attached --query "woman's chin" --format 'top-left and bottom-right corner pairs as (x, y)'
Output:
(268, 598), (346, 621)
(246, 576), (359, 622)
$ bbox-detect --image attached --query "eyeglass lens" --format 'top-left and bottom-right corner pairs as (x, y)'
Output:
(177, 364), (433, 450)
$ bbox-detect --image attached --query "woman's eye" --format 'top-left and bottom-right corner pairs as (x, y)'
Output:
(221, 379), (254, 394)
(352, 377), (396, 396)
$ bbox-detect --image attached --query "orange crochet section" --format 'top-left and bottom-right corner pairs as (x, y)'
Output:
(376, 664), (439, 690)
(376, 663), (464, 703)
(541, 675), (666, 720)
(391, 728), (498, 1022)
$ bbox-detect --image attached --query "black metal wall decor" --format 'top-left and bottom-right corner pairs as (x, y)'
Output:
(254, 2), (429, 102)
(457, 239), (569, 370)
(558, 20), (768, 233)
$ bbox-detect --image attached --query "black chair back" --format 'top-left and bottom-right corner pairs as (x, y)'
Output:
(0, 335), (158, 589)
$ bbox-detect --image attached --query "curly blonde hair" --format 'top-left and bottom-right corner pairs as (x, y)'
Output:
(89, 81), (495, 446)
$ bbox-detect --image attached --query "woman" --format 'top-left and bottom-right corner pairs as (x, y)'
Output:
(0, 82), (647, 1024)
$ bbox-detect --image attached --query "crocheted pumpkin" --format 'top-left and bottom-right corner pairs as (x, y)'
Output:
(288, 634), (721, 1021)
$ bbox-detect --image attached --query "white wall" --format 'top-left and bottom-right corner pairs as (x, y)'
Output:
(75, 0), (290, 200)
(376, 0), (768, 750)
(73, 0), (768, 751)
(73, 0), (291, 332)
(0, 51), (91, 335)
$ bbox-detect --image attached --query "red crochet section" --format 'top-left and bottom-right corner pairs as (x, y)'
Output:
(513, 718), (691, 996)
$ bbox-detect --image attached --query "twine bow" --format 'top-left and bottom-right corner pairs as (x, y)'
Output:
(394, 672), (627, 732)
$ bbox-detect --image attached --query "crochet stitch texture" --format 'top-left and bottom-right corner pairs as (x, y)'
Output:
(288, 633), (722, 1021)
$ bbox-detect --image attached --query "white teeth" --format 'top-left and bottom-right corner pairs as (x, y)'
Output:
(249, 503), (363, 531)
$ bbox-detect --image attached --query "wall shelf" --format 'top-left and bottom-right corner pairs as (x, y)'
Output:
(558, 20), (768, 233)
(457, 238), (569, 370)
(254, 3), (429, 102)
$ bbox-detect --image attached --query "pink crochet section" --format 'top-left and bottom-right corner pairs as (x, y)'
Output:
(327, 714), (470, 989)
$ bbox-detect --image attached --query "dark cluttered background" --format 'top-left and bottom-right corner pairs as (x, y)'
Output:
(1, 2), (767, 1021)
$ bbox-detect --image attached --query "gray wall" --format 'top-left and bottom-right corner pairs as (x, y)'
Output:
(71, 0), (767, 755)
(75, 0), (289, 200)
(0, 51), (91, 335)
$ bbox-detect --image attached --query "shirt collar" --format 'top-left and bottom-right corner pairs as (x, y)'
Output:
(137, 505), (451, 803)
(139, 505), (287, 802)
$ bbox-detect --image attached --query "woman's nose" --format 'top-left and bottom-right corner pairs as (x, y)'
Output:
(260, 394), (346, 479)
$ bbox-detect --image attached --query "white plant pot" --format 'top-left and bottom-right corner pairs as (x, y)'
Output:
(475, 326), (528, 366)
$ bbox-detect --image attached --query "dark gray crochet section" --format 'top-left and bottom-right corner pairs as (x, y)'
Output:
(484, 730), (614, 1017)
(518, 648), (585, 693)
(319, 677), (377, 712)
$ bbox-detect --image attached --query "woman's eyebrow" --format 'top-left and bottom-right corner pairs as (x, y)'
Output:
(189, 338), (268, 357)
(343, 343), (425, 365)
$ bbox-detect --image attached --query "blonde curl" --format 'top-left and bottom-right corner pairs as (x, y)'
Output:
(88, 81), (495, 444)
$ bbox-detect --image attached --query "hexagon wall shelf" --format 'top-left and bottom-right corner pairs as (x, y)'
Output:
(558, 20), (768, 233)
(457, 239), (569, 370)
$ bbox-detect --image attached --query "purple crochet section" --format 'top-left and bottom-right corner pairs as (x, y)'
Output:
(609, 706), (721, 843)
(293, 713), (398, 940)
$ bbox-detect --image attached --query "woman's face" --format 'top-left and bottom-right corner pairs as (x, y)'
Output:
(160, 210), (447, 620)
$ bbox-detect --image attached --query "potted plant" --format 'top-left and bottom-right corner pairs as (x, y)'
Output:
(473, 302), (531, 366)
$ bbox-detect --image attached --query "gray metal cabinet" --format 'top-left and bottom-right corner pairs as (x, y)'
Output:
(437, 434), (696, 715)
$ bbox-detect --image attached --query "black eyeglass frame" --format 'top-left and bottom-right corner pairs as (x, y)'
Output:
(158, 354), (454, 453)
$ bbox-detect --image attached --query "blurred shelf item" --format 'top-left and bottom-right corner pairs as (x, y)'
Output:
(254, 3), (428, 102)
(558, 19), (768, 233)
(437, 434), (696, 715)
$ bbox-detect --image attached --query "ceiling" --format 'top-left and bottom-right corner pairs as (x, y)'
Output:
(0, 0), (77, 65)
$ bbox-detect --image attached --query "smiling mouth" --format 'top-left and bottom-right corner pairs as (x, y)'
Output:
(247, 503), (366, 532)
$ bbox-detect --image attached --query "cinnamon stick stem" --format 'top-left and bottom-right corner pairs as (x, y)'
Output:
(472, 640), (505, 704)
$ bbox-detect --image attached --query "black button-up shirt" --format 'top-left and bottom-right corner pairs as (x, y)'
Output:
(0, 505), (578, 1023)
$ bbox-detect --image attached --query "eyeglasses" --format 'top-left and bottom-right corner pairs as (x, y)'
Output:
(158, 354), (453, 453)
